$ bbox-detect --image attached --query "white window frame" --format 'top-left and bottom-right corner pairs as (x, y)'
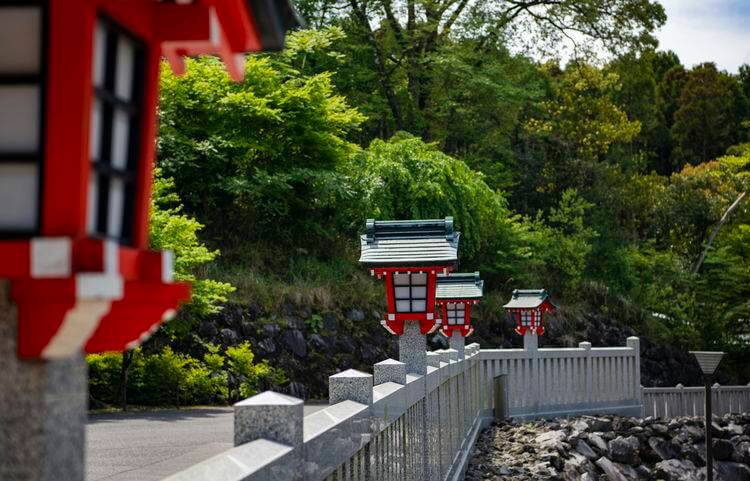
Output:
(446, 302), (465, 325)
(0, 2), (46, 236)
(393, 272), (428, 313)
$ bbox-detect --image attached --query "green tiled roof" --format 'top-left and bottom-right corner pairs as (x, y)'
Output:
(436, 272), (483, 300)
(359, 218), (460, 267)
(503, 289), (555, 309)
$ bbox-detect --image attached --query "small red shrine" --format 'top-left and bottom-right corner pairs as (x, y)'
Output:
(503, 289), (556, 336)
(0, 0), (300, 359)
(359, 218), (460, 335)
(436, 272), (483, 338)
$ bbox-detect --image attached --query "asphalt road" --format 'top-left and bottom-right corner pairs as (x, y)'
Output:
(86, 405), (326, 481)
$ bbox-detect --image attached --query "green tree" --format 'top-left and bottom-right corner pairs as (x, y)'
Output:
(523, 189), (597, 296)
(158, 46), (365, 252)
(300, 0), (664, 137)
(426, 39), (545, 191)
(670, 63), (747, 169)
(109, 170), (235, 411)
(525, 64), (641, 163)
(606, 51), (662, 172)
(150, 169), (235, 322)
(348, 133), (526, 275)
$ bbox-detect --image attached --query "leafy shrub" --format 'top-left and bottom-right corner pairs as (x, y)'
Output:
(305, 314), (324, 333)
(87, 352), (123, 405)
(226, 342), (286, 400)
(86, 342), (279, 408)
(150, 169), (235, 336)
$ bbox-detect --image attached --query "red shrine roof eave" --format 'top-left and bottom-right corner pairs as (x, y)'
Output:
(370, 265), (455, 278)
(436, 298), (480, 304)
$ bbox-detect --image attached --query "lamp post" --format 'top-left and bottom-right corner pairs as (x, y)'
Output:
(690, 351), (725, 481)
(503, 289), (556, 351)
(359, 218), (459, 375)
(435, 272), (483, 359)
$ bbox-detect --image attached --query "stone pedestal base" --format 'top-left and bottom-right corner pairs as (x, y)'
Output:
(0, 281), (86, 481)
(399, 320), (427, 375)
(524, 332), (538, 352)
(449, 332), (465, 360)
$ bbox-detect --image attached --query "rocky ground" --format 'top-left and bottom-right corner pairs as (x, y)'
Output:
(465, 414), (750, 481)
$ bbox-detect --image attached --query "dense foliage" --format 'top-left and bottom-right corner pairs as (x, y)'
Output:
(93, 2), (750, 405)
(88, 343), (285, 407)
(156, 40), (749, 348)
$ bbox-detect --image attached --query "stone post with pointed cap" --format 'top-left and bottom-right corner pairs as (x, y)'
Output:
(374, 358), (407, 385)
(329, 369), (374, 405)
(234, 390), (304, 447)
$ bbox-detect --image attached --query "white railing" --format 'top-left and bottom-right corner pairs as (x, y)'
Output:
(166, 344), (487, 481)
(478, 337), (643, 419)
(165, 337), (645, 481)
(642, 384), (750, 418)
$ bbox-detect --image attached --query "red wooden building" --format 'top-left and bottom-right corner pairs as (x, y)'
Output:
(0, 0), (300, 359)
(359, 218), (460, 335)
(435, 272), (483, 338)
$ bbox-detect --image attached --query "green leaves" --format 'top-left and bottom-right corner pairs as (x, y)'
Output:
(347, 133), (527, 277)
(149, 169), (235, 322)
(525, 64), (641, 162)
(158, 53), (365, 251)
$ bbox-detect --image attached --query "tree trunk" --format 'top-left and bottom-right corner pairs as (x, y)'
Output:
(692, 191), (747, 273)
(119, 349), (134, 411)
(349, 0), (404, 130)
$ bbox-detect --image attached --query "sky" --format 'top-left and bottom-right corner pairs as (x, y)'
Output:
(657, 0), (750, 73)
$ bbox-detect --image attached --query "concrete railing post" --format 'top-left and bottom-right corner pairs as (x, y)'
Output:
(329, 369), (374, 406)
(523, 332), (538, 352)
(580, 341), (593, 405)
(713, 383), (722, 417)
(426, 351), (441, 369)
(234, 391), (304, 480)
(677, 383), (686, 417)
(234, 391), (303, 447)
(374, 358), (407, 385)
(425, 351), (441, 481)
(626, 337), (642, 406)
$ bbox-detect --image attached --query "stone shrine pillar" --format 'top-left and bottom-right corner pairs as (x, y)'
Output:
(449, 331), (465, 359)
(399, 320), (428, 375)
(524, 331), (539, 352)
(0, 281), (86, 481)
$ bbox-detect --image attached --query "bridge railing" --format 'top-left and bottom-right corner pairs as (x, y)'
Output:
(642, 383), (750, 418)
(478, 337), (643, 419)
(165, 344), (487, 481)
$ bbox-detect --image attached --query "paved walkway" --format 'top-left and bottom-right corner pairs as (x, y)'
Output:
(86, 405), (326, 481)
